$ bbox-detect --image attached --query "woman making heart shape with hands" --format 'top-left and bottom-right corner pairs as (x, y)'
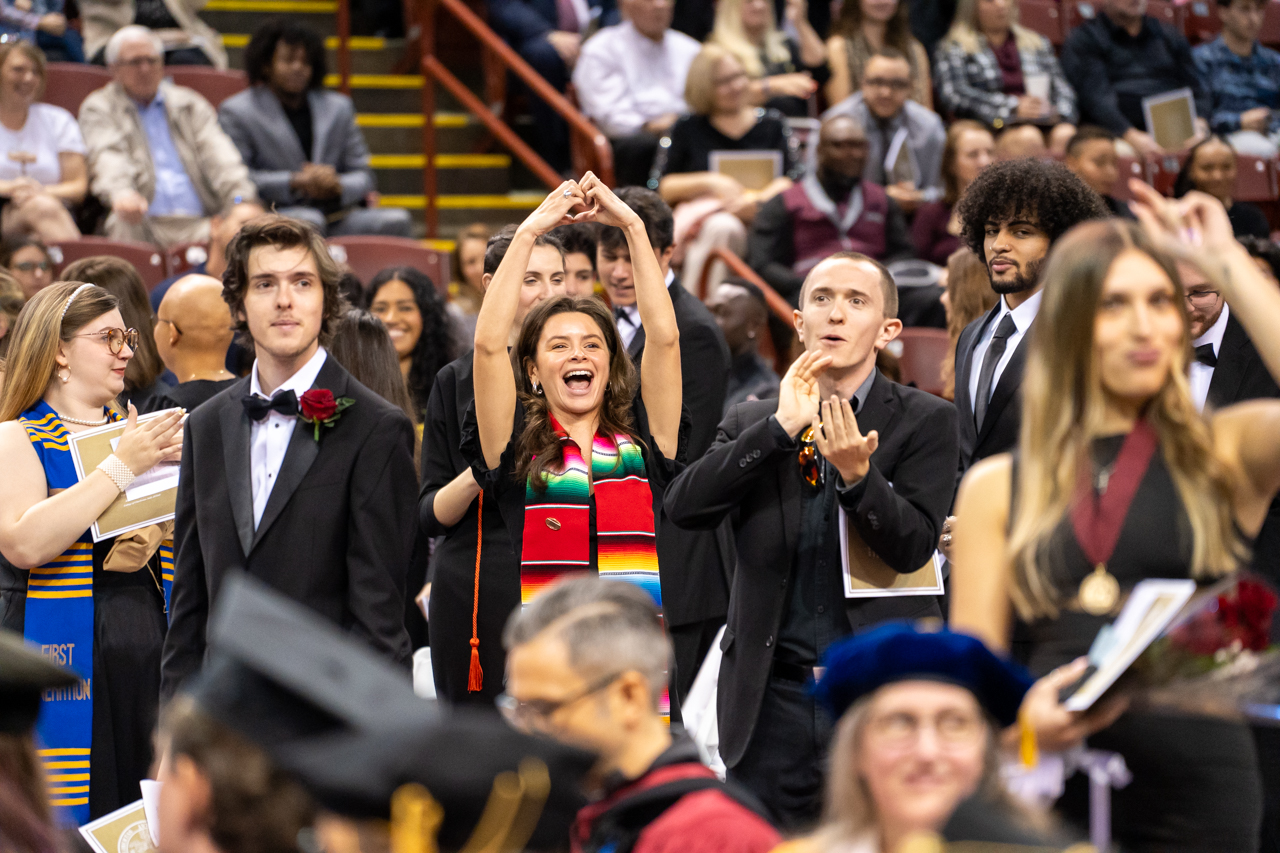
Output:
(466, 174), (683, 663)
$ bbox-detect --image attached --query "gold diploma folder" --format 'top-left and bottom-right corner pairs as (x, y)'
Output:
(67, 409), (182, 543)
(1143, 88), (1198, 152)
(839, 506), (944, 597)
(709, 149), (783, 191)
(79, 798), (157, 853)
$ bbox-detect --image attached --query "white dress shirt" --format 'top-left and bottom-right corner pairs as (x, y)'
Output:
(615, 269), (674, 350)
(1190, 303), (1230, 412)
(248, 347), (328, 528)
(572, 21), (702, 138)
(967, 290), (1043, 412)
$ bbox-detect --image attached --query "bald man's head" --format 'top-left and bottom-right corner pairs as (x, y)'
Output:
(155, 274), (235, 374)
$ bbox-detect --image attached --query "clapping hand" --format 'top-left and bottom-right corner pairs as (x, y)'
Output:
(112, 405), (185, 476)
(774, 350), (830, 437)
(814, 395), (878, 486)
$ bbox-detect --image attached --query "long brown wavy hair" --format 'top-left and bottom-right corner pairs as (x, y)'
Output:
(514, 296), (639, 490)
(1009, 220), (1243, 619)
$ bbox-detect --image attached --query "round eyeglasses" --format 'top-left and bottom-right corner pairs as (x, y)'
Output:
(72, 327), (139, 355)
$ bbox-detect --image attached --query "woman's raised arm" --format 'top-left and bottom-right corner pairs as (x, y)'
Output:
(581, 174), (682, 458)
(472, 181), (584, 469)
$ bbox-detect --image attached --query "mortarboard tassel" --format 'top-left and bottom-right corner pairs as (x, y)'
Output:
(468, 491), (484, 693)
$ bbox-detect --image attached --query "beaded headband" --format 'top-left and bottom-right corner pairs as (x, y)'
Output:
(60, 283), (96, 321)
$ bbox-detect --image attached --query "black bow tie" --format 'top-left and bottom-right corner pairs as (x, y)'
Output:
(241, 390), (298, 421)
(1194, 343), (1218, 368)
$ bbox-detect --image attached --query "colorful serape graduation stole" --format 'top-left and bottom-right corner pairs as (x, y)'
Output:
(519, 418), (662, 607)
(19, 400), (119, 826)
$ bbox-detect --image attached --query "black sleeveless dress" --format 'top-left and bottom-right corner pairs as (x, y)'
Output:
(1012, 435), (1263, 853)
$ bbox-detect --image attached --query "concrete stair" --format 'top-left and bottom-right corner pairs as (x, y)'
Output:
(204, 0), (545, 240)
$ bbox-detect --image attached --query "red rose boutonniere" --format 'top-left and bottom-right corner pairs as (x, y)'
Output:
(298, 389), (354, 441)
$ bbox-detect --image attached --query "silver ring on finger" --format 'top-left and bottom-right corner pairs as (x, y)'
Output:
(563, 188), (573, 198)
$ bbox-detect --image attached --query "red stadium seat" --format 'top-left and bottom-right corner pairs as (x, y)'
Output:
(1146, 0), (1185, 33)
(1263, 0), (1280, 47)
(49, 237), (169, 291)
(1019, 0), (1065, 45)
(1147, 153), (1187, 196)
(43, 63), (111, 116)
(1112, 156), (1149, 200)
(326, 236), (451, 296)
(1064, 0), (1100, 30)
(1180, 0), (1221, 44)
(894, 328), (951, 398)
(165, 241), (210, 278)
(1234, 155), (1278, 202)
(165, 67), (249, 108)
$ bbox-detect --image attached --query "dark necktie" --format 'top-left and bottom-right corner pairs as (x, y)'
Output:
(974, 313), (1018, 430)
(614, 306), (634, 328)
(1194, 343), (1218, 368)
(241, 390), (299, 422)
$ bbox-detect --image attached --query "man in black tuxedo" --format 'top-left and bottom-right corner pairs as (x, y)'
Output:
(600, 187), (732, 704)
(944, 161), (1108, 553)
(664, 251), (958, 828)
(161, 215), (417, 696)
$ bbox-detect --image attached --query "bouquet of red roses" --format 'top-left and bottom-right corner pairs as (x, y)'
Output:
(1129, 574), (1280, 716)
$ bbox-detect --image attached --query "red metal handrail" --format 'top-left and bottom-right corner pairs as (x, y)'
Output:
(698, 246), (800, 375)
(335, 0), (352, 94)
(418, 0), (615, 237)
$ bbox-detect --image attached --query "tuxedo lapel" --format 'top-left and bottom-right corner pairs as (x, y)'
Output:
(1207, 316), (1248, 409)
(857, 372), (899, 443)
(627, 323), (647, 361)
(955, 304), (997, 424)
(218, 385), (255, 558)
(976, 326), (1030, 446)
(251, 359), (348, 550)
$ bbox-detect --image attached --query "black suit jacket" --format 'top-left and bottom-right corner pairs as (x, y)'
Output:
(664, 372), (958, 766)
(953, 303), (1029, 487)
(1206, 314), (1280, 587)
(628, 277), (733, 628)
(161, 356), (418, 696)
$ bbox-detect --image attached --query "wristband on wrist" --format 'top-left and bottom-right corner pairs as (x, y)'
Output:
(97, 454), (136, 493)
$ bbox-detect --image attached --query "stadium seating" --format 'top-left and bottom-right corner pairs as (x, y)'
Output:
(326, 236), (451, 295)
(894, 328), (951, 398)
(49, 237), (169, 291)
(165, 67), (250, 108)
(43, 63), (111, 116)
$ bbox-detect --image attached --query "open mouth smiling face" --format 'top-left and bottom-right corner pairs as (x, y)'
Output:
(533, 312), (612, 416)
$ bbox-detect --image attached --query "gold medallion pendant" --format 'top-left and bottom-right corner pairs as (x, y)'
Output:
(1078, 564), (1120, 615)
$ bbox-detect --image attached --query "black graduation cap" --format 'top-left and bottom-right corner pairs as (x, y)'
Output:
(188, 574), (593, 852)
(0, 628), (78, 735)
(182, 571), (431, 751)
(275, 711), (595, 852)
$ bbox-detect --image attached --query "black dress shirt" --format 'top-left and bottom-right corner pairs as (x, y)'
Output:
(774, 369), (875, 666)
(1061, 13), (1208, 135)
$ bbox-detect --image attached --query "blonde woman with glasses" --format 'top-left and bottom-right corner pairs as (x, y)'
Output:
(708, 0), (829, 118)
(0, 281), (182, 823)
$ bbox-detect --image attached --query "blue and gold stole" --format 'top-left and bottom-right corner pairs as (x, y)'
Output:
(19, 400), (119, 825)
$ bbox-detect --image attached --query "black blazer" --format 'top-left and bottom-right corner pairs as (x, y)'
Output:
(628, 277), (733, 628)
(664, 372), (958, 766)
(1206, 313), (1280, 409)
(953, 303), (1029, 487)
(161, 356), (418, 696)
(1206, 313), (1280, 588)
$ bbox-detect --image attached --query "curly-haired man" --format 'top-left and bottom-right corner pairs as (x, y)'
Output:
(161, 214), (418, 696)
(951, 159), (1108, 488)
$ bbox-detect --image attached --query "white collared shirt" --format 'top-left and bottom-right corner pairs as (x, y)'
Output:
(248, 347), (328, 528)
(571, 21), (702, 137)
(615, 269), (674, 350)
(967, 290), (1043, 413)
(1190, 303), (1230, 412)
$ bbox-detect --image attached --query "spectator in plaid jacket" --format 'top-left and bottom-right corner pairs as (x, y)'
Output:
(933, 0), (1077, 154)
(1192, 0), (1280, 158)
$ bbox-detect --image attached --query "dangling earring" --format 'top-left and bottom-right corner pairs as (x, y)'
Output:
(532, 381), (542, 395)
(58, 368), (70, 384)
